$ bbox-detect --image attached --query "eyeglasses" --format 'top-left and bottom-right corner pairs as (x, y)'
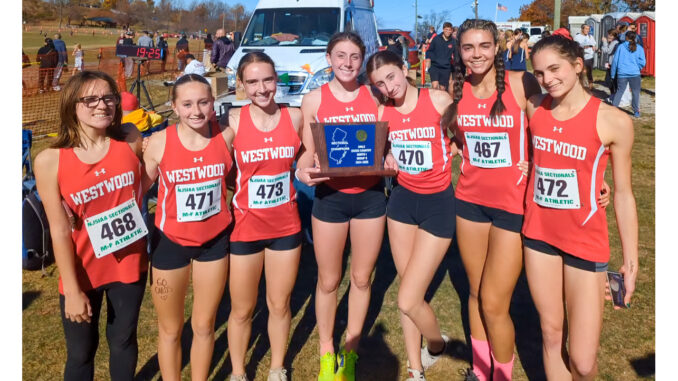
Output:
(77, 94), (120, 108)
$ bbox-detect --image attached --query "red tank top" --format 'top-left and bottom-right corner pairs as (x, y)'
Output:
(155, 122), (233, 246)
(382, 88), (451, 194)
(231, 105), (301, 242)
(57, 138), (148, 294)
(455, 74), (529, 215)
(315, 83), (380, 193)
(522, 95), (611, 262)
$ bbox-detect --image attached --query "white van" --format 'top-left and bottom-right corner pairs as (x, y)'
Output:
(213, 0), (380, 114)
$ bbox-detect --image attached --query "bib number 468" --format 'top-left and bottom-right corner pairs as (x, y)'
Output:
(100, 212), (136, 241)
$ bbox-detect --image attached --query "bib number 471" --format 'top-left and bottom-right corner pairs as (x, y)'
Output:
(185, 191), (214, 210)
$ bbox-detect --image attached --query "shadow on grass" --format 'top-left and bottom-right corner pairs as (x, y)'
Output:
(630, 352), (655, 378)
(23, 291), (41, 310)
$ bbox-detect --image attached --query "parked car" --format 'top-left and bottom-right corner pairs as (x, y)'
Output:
(378, 29), (420, 67)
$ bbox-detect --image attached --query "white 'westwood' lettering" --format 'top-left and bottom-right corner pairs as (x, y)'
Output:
(389, 127), (437, 141)
(456, 114), (515, 128)
(532, 135), (587, 160)
(323, 114), (376, 123)
(165, 164), (226, 183)
(70, 171), (135, 206)
(240, 146), (296, 164)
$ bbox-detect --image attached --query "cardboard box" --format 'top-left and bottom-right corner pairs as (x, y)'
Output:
(204, 72), (228, 98)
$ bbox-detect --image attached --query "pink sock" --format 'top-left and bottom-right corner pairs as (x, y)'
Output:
(491, 351), (515, 381)
(471, 336), (491, 381)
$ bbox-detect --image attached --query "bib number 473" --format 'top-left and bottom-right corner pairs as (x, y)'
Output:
(255, 182), (284, 200)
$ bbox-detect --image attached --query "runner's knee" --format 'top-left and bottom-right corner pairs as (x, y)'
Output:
(266, 294), (291, 318)
(317, 275), (341, 295)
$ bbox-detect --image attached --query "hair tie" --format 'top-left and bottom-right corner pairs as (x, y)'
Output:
(552, 28), (573, 40)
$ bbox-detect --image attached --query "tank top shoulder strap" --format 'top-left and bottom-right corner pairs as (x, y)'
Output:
(235, 104), (252, 138)
(418, 88), (438, 115)
(357, 85), (373, 103)
(279, 105), (296, 135)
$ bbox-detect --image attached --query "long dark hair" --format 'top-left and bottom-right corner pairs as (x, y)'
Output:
(441, 19), (506, 132)
(52, 71), (125, 148)
(626, 31), (638, 52)
(366, 50), (416, 103)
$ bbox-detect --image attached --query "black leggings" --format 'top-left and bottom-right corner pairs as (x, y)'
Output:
(60, 273), (147, 381)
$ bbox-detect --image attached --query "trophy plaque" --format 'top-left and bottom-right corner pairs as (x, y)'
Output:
(310, 122), (396, 178)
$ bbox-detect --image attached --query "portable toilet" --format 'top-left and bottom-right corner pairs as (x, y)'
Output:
(585, 14), (603, 69)
(618, 12), (642, 25)
(636, 11), (655, 76)
(599, 13), (618, 69)
(568, 16), (589, 37)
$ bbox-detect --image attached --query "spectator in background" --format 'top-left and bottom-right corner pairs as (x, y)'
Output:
(116, 31), (126, 45)
(22, 50), (31, 90)
(175, 34), (190, 71)
(36, 38), (58, 93)
(611, 31), (646, 118)
(602, 28), (620, 100)
(122, 30), (135, 78)
(154, 31), (161, 46)
(52, 33), (68, 90)
(182, 54), (206, 77)
(626, 23), (644, 47)
(616, 22), (628, 43)
(137, 31), (154, 75)
(71, 43), (84, 75)
(203, 33), (214, 69)
(425, 21), (460, 91)
(505, 28), (528, 71)
(574, 24), (597, 89)
(423, 25), (437, 71)
(157, 36), (168, 73)
(501, 29), (513, 67)
(211, 28), (235, 72)
(398, 35), (409, 69)
(386, 34), (402, 56)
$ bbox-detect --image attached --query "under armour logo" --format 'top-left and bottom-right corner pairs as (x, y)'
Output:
(94, 168), (106, 177)
(194, 157), (203, 163)
(345, 107), (354, 112)
(553, 126), (563, 133)
(264, 137), (273, 143)
(402, 118), (410, 123)
(478, 104), (487, 109)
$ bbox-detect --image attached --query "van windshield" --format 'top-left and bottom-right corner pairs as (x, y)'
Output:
(242, 8), (340, 46)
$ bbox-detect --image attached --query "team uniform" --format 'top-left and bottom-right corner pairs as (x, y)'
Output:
(152, 122), (233, 270)
(312, 83), (386, 222)
(523, 95), (609, 272)
(230, 105), (302, 254)
(454, 75), (529, 232)
(58, 137), (148, 381)
(383, 88), (455, 238)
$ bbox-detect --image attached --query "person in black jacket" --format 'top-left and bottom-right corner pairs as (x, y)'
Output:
(36, 38), (58, 93)
(175, 34), (190, 71)
(425, 22), (460, 91)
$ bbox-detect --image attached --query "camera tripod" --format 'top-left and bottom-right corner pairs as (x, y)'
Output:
(129, 58), (155, 111)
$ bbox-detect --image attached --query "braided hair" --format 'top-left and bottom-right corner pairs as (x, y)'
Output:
(441, 19), (506, 135)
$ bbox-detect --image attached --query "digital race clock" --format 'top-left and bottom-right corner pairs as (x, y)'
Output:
(115, 45), (164, 60)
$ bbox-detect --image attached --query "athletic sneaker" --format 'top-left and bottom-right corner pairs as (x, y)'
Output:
(318, 352), (336, 381)
(229, 374), (249, 381)
(634, 111), (641, 118)
(52, 86), (61, 91)
(460, 368), (480, 381)
(335, 349), (358, 381)
(420, 334), (449, 371)
(405, 368), (426, 381)
(268, 367), (288, 381)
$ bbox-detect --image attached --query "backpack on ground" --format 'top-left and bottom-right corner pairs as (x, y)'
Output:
(22, 130), (53, 272)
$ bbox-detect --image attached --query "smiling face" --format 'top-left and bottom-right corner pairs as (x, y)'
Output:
(172, 81), (214, 130)
(326, 40), (363, 83)
(459, 28), (498, 76)
(75, 79), (117, 132)
(241, 61), (277, 108)
(531, 47), (583, 98)
(369, 62), (409, 101)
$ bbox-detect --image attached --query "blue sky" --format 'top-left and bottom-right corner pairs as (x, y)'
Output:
(179, 0), (531, 33)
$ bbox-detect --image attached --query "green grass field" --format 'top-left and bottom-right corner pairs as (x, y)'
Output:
(22, 32), (655, 380)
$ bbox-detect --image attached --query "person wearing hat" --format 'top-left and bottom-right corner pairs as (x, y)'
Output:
(36, 38), (58, 93)
(121, 92), (162, 134)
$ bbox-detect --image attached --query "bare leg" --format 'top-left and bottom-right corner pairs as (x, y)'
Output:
(190, 257), (228, 380)
(151, 265), (190, 381)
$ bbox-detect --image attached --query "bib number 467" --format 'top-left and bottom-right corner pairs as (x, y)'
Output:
(474, 141), (500, 158)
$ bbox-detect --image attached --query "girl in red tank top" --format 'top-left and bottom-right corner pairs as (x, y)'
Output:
(296, 32), (386, 380)
(441, 20), (544, 381)
(224, 52), (303, 380)
(524, 35), (638, 380)
(35, 71), (148, 380)
(143, 74), (232, 381)
(368, 50), (455, 380)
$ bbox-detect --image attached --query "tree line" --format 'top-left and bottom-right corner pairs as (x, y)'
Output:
(23, 0), (250, 35)
(517, 0), (655, 27)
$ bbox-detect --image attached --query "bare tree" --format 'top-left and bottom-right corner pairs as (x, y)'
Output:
(416, 10), (450, 40)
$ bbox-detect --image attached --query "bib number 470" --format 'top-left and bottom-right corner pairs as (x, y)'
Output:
(398, 149), (425, 166)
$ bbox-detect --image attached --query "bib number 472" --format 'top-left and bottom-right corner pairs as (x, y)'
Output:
(536, 178), (568, 198)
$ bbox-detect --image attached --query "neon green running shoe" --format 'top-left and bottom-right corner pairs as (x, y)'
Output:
(335, 349), (358, 381)
(318, 352), (336, 381)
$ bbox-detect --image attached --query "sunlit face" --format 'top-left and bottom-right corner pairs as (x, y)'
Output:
(76, 79), (117, 132)
(531, 47), (583, 98)
(241, 62), (277, 108)
(326, 40), (363, 83)
(459, 29), (498, 75)
(443, 26), (453, 38)
(172, 81), (214, 130)
(582, 25), (590, 35)
(369, 63), (409, 101)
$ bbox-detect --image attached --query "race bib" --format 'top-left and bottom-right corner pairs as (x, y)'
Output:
(533, 166), (581, 209)
(85, 198), (148, 259)
(248, 172), (290, 209)
(465, 132), (512, 168)
(176, 179), (222, 222)
(391, 141), (433, 174)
